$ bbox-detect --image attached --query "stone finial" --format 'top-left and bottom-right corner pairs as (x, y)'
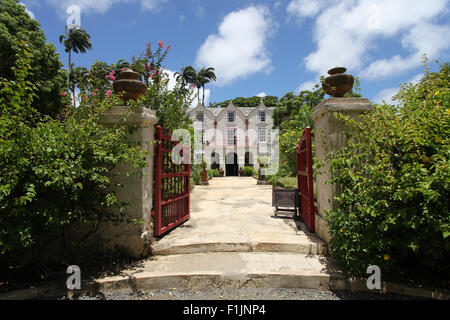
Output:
(322, 67), (354, 98)
(113, 68), (147, 102)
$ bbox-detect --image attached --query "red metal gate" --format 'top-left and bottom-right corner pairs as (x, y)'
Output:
(152, 125), (190, 236)
(296, 126), (315, 231)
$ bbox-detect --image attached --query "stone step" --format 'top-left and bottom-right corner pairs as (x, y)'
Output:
(93, 252), (347, 292)
(151, 232), (328, 256)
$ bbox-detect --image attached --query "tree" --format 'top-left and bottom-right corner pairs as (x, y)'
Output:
(0, 0), (70, 118)
(68, 65), (89, 108)
(196, 67), (216, 105)
(111, 59), (130, 73)
(326, 61), (449, 280)
(59, 26), (92, 88)
(0, 40), (148, 271)
(174, 66), (196, 87)
(174, 65), (196, 103)
(274, 85), (324, 176)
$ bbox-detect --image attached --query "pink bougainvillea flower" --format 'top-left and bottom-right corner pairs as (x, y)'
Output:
(158, 40), (164, 49)
(106, 89), (112, 98)
(60, 91), (67, 96)
(166, 45), (171, 51)
(190, 83), (196, 88)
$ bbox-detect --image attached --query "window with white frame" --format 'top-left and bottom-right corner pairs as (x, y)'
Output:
(228, 111), (235, 123)
(259, 111), (266, 122)
(258, 128), (266, 143)
(228, 129), (237, 146)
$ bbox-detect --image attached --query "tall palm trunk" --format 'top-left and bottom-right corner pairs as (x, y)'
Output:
(72, 86), (76, 109)
(202, 84), (205, 105)
(67, 49), (71, 88)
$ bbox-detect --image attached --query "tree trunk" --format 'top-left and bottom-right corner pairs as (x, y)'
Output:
(202, 84), (205, 105)
(67, 50), (71, 88)
(73, 86), (76, 109)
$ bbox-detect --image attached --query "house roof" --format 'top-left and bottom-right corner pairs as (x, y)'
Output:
(187, 101), (275, 117)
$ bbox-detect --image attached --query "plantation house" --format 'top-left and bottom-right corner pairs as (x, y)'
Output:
(187, 100), (276, 176)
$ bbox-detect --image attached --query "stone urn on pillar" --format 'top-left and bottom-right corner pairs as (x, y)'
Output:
(113, 68), (147, 102)
(322, 67), (354, 97)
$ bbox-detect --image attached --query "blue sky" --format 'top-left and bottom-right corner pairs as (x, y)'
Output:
(21, 0), (450, 106)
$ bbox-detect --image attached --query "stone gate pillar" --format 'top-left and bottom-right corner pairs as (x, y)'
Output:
(96, 105), (158, 258)
(311, 98), (372, 243)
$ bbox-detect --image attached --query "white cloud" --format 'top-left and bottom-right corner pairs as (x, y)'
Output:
(178, 14), (185, 26)
(408, 73), (423, 85)
(273, 1), (282, 10)
(195, 6), (275, 86)
(195, 4), (205, 19)
(256, 92), (267, 97)
(45, 0), (167, 16)
(19, 2), (35, 19)
(296, 80), (318, 93)
(287, 0), (327, 19)
(374, 87), (397, 104)
(374, 72), (424, 104)
(140, 0), (167, 11)
(287, 0), (450, 80)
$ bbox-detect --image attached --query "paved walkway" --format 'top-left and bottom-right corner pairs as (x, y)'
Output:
(152, 177), (326, 255)
(94, 177), (346, 292)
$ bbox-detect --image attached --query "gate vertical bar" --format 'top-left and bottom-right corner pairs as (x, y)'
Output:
(153, 125), (162, 235)
(297, 126), (315, 232)
(305, 126), (315, 231)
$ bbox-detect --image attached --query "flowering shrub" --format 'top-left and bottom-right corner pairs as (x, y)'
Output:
(130, 42), (194, 132)
(326, 61), (450, 280)
(0, 43), (147, 267)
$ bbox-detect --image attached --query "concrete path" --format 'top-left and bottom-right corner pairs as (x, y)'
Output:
(152, 177), (327, 255)
(94, 177), (347, 291)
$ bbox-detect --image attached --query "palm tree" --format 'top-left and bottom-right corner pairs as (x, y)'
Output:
(174, 66), (196, 102)
(112, 59), (130, 75)
(68, 65), (89, 108)
(174, 66), (196, 87)
(59, 27), (92, 87)
(196, 67), (216, 105)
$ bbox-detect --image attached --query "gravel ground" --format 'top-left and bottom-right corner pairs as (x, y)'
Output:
(56, 288), (429, 300)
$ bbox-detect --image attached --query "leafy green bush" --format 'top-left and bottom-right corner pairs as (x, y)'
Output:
(0, 0), (70, 118)
(190, 164), (202, 185)
(326, 61), (450, 279)
(268, 176), (297, 189)
(0, 43), (147, 266)
(243, 166), (257, 176)
(208, 169), (219, 178)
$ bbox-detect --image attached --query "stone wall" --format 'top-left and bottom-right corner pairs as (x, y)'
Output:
(311, 98), (372, 243)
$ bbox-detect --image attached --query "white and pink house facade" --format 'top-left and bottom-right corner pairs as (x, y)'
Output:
(186, 100), (277, 176)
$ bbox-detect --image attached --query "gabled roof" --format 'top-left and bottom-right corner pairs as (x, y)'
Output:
(187, 100), (275, 118)
(186, 103), (215, 117)
(247, 101), (273, 117)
